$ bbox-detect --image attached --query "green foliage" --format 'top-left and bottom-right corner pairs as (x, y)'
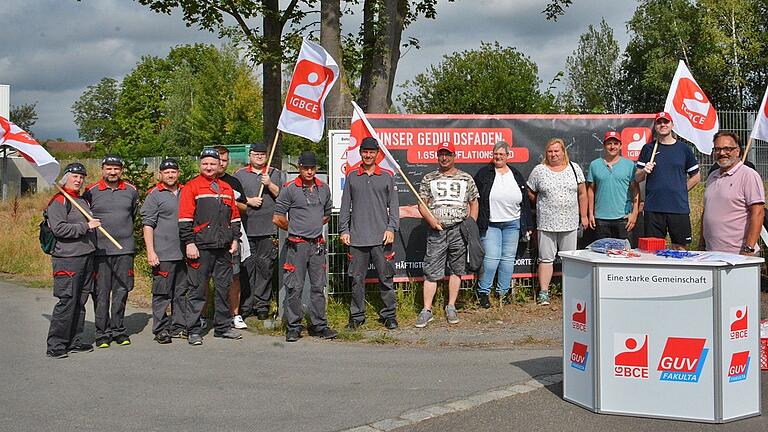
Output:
(399, 42), (555, 114)
(9, 102), (38, 135)
(71, 78), (122, 148)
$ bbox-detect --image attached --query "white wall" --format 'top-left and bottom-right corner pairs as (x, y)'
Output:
(0, 85), (9, 119)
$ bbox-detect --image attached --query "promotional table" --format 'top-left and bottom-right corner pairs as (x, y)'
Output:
(560, 250), (763, 423)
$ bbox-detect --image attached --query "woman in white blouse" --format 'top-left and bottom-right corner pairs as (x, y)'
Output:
(527, 138), (588, 305)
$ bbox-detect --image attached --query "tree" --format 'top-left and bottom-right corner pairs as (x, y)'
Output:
(72, 78), (121, 148)
(399, 42), (554, 114)
(563, 18), (622, 113)
(9, 102), (38, 135)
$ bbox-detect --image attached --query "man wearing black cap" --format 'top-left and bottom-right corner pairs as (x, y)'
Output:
(141, 158), (187, 344)
(83, 154), (139, 348)
(339, 137), (400, 329)
(45, 163), (101, 358)
(235, 142), (282, 321)
(179, 149), (243, 345)
(273, 150), (337, 342)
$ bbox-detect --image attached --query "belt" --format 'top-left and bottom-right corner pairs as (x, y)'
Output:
(287, 235), (325, 244)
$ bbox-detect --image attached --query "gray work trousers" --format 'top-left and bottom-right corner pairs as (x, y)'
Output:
(93, 254), (134, 339)
(348, 244), (396, 322)
(151, 260), (188, 335)
(186, 248), (233, 336)
(47, 255), (93, 352)
(240, 236), (277, 316)
(282, 237), (327, 332)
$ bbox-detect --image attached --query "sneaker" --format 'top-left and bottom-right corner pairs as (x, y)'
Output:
(285, 329), (301, 342)
(445, 305), (459, 324)
(308, 327), (338, 340)
(95, 337), (110, 349)
(170, 329), (188, 339)
(256, 311), (270, 320)
(154, 331), (172, 344)
(68, 343), (94, 354)
(188, 333), (203, 345)
(232, 315), (248, 329)
(46, 349), (68, 359)
(346, 319), (365, 330)
(381, 317), (398, 330)
(478, 293), (491, 309)
(538, 291), (550, 306)
(414, 309), (434, 328)
(114, 335), (131, 346)
(214, 329), (243, 340)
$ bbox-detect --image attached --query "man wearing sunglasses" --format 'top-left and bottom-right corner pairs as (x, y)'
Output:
(635, 112), (700, 250)
(700, 131), (764, 255)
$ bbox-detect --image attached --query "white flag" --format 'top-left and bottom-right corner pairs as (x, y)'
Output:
(663, 60), (719, 155)
(0, 116), (59, 184)
(343, 101), (400, 176)
(750, 84), (768, 142)
(277, 38), (339, 142)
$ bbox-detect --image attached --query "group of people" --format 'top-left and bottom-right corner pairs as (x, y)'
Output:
(43, 111), (765, 357)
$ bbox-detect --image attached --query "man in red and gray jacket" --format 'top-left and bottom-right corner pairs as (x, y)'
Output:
(179, 148), (242, 345)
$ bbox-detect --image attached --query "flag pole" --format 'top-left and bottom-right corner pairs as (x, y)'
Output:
(649, 139), (660, 164)
(742, 137), (753, 163)
(54, 184), (123, 250)
(258, 130), (281, 197)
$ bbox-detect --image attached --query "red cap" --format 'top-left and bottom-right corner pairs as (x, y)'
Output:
(654, 111), (672, 122)
(437, 142), (456, 154)
(603, 131), (622, 143)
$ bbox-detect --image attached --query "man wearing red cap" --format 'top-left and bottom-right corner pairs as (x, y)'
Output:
(635, 112), (700, 249)
(586, 131), (639, 240)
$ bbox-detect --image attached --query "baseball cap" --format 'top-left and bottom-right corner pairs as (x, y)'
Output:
(298, 151), (318, 167)
(200, 148), (220, 160)
(101, 154), (124, 167)
(63, 162), (87, 176)
(360, 137), (379, 150)
(249, 142), (267, 153)
(654, 112), (672, 122)
(437, 142), (456, 154)
(603, 131), (622, 143)
(159, 158), (179, 171)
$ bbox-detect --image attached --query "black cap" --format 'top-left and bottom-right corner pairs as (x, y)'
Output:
(101, 154), (124, 167)
(250, 142), (267, 153)
(63, 162), (87, 176)
(298, 151), (317, 167)
(200, 148), (220, 160)
(159, 158), (179, 171)
(360, 137), (379, 150)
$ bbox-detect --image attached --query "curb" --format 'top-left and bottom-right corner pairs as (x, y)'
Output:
(339, 373), (563, 432)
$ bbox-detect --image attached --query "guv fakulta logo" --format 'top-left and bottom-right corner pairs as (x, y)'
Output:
(570, 342), (589, 371)
(285, 59), (336, 120)
(729, 306), (748, 340)
(614, 334), (649, 379)
(657, 337), (709, 383)
(727, 351), (751, 383)
(672, 78), (717, 131)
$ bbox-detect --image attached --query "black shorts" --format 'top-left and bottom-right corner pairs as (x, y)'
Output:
(643, 212), (691, 245)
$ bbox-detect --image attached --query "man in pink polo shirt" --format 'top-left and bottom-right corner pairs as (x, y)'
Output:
(701, 131), (765, 255)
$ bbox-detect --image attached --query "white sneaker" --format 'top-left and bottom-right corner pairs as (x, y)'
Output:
(232, 315), (248, 329)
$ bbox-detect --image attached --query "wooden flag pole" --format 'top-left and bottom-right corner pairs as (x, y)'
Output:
(648, 139), (660, 164)
(742, 137), (753, 162)
(55, 184), (123, 250)
(258, 130), (281, 197)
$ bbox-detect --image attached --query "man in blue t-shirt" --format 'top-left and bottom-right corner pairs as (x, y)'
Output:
(635, 112), (701, 249)
(587, 131), (639, 240)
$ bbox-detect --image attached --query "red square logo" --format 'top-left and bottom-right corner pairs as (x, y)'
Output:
(621, 128), (652, 161)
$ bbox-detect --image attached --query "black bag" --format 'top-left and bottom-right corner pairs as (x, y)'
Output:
(39, 199), (71, 255)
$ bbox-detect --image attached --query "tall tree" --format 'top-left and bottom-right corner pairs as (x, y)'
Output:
(320, 0), (352, 118)
(72, 78), (121, 148)
(9, 102), (38, 135)
(563, 18), (622, 113)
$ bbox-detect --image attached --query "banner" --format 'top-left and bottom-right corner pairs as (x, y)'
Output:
(0, 116), (59, 184)
(277, 38), (339, 142)
(750, 84), (768, 142)
(329, 114), (655, 281)
(664, 60), (718, 155)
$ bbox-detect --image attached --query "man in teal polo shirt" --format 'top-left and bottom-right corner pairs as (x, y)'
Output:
(587, 131), (640, 240)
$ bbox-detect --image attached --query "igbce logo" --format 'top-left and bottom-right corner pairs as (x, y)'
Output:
(570, 342), (588, 371)
(672, 78), (717, 130)
(621, 128), (651, 161)
(614, 334), (649, 379)
(729, 306), (748, 340)
(657, 337), (709, 383)
(727, 351), (750, 383)
(285, 59), (336, 120)
(571, 299), (586, 332)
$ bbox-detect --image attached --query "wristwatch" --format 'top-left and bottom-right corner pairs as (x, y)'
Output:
(740, 245), (755, 253)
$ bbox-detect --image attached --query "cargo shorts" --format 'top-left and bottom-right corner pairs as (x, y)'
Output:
(422, 224), (467, 282)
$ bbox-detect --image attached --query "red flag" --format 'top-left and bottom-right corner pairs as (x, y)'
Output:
(344, 102), (400, 176)
(663, 60), (719, 154)
(0, 116), (60, 184)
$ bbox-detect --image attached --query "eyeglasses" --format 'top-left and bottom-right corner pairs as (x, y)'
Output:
(713, 146), (739, 153)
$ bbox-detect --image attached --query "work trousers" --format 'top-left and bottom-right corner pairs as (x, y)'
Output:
(47, 255), (93, 352)
(283, 238), (327, 332)
(186, 248), (233, 336)
(240, 236), (277, 316)
(348, 244), (396, 322)
(93, 254), (134, 340)
(151, 260), (188, 335)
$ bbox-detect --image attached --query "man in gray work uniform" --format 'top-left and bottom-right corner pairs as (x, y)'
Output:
(234, 142), (282, 321)
(273, 151), (338, 342)
(339, 137), (400, 330)
(140, 158), (187, 344)
(83, 154), (139, 348)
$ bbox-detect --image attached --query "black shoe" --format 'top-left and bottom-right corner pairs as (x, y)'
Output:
(188, 333), (203, 345)
(170, 329), (188, 339)
(346, 319), (365, 330)
(256, 311), (270, 320)
(285, 329), (301, 342)
(308, 327), (338, 340)
(95, 337), (111, 348)
(382, 317), (398, 330)
(114, 335), (131, 346)
(68, 343), (93, 354)
(214, 329), (242, 340)
(46, 349), (68, 359)
(154, 331), (172, 344)
(502, 294), (513, 305)
(478, 293), (491, 309)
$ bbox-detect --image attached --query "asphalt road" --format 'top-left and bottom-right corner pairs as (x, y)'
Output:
(0, 280), (561, 432)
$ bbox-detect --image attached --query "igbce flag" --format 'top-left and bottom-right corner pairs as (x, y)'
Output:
(277, 38), (339, 142)
(664, 60), (718, 155)
(750, 84), (768, 142)
(344, 101), (400, 176)
(0, 116), (59, 184)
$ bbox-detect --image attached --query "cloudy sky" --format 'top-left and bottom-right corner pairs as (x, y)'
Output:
(1, 0), (638, 141)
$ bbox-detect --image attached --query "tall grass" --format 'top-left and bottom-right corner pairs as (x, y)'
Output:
(0, 194), (52, 279)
